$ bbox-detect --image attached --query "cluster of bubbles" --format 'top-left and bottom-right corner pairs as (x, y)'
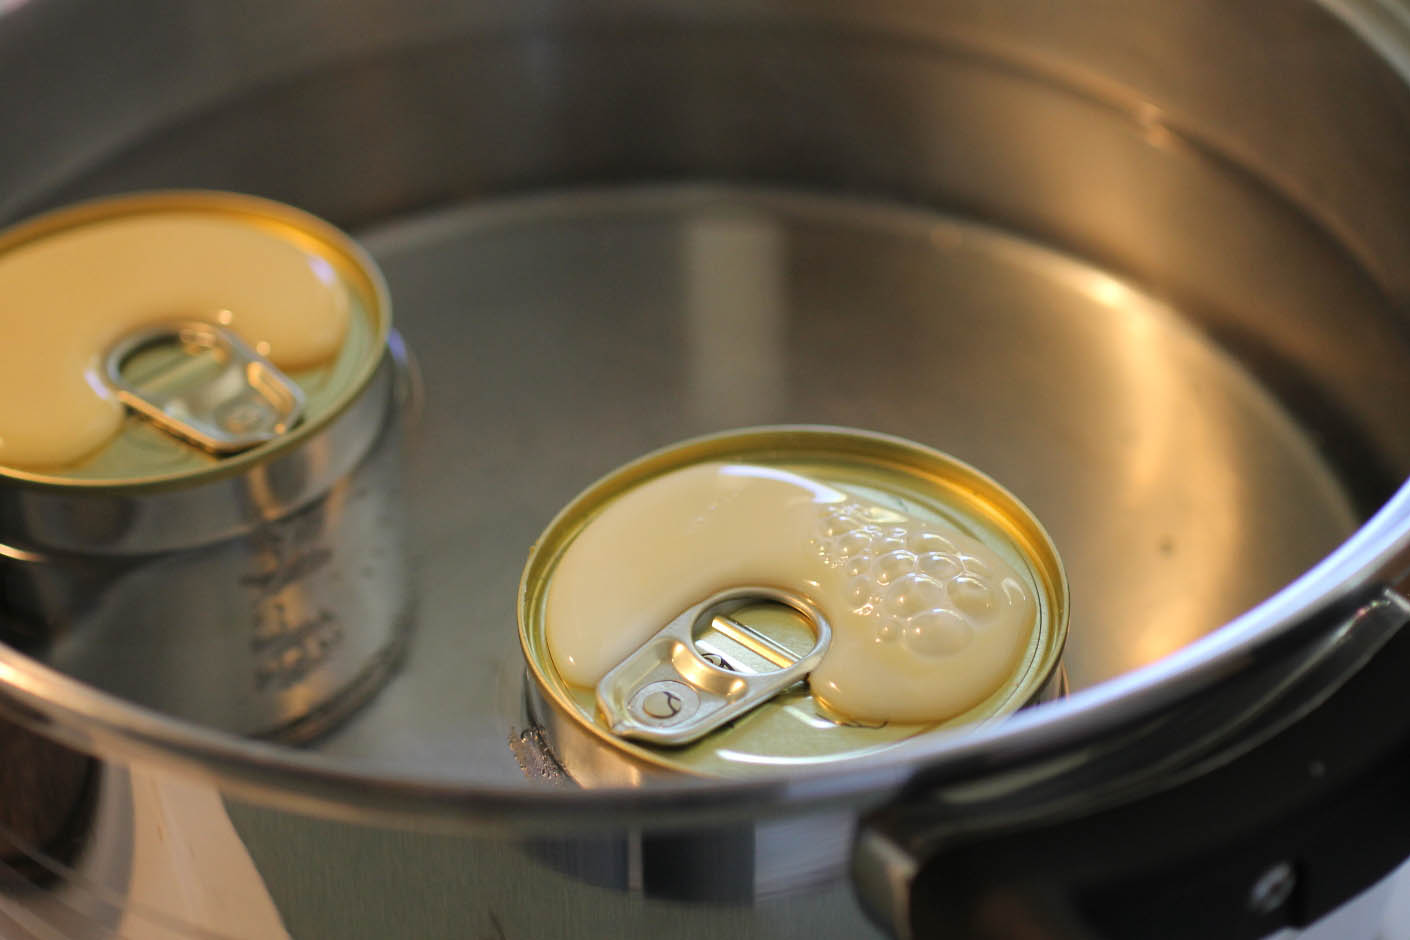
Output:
(811, 502), (1019, 658)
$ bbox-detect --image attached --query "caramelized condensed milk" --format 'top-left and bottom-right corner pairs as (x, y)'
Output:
(520, 427), (1068, 779)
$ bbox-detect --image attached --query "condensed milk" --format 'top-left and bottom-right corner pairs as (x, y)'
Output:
(546, 462), (1036, 724)
(520, 426), (1068, 779)
(0, 191), (387, 486)
(0, 211), (350, 469)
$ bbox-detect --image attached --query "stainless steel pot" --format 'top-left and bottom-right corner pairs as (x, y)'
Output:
(3, 1), (1410, 937)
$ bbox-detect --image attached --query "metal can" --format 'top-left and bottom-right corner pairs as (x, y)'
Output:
(519, 426), (1068, 782)
(0, 191), (408, 742)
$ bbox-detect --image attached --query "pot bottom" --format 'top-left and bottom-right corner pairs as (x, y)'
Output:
(288, 183), (1359, 785)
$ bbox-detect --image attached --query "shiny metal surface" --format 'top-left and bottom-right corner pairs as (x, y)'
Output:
(0, 0), (1409, 937)
(105, 321), (307, 455)
(0, 353), (409, 739)
(596, 586), (832, 747)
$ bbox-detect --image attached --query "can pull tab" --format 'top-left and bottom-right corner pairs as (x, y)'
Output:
(596, 587), (832, 746)
(104, 321), (305, 455)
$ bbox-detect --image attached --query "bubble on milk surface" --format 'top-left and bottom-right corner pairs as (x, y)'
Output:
(816, 501), (1026, 655)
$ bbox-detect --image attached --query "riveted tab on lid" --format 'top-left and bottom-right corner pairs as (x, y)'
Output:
(596, 586), (832, 746)
(104, 321), (306, 455)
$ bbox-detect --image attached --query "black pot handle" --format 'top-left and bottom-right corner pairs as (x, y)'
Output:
(853, 588), (1410, 940)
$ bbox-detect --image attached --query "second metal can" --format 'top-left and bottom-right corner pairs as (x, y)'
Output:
(0, 191), (410, 741)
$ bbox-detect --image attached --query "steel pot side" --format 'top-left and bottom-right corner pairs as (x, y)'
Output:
(0, 1), (1408, 938)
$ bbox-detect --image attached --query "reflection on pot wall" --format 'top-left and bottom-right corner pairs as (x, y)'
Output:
(0, 715), (295, 939)
(0, 719), (885, 940)
(683, 207), (788, 426)
(0, 719), (100, 888)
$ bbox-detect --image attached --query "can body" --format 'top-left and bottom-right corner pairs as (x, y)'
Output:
(0, 192), (408, 740)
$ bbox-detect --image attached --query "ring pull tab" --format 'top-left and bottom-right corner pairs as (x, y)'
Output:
(596, 586), (832, 746)
(104, 321), (306, 455)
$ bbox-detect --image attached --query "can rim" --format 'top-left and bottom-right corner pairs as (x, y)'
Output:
(0, 189), (392, 491)
(515, 425), (1070, 777)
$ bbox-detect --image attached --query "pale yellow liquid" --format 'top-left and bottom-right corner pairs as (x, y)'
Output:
(0, 214), (349, 470)
(545, 462), (1036, 724)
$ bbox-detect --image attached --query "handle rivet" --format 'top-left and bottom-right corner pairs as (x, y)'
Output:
(1248, 861), (1296, 915)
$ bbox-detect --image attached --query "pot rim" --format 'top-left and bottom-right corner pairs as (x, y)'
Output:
(2, 480), (1406, 831)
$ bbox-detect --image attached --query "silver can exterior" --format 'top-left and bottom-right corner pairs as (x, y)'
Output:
(0, 354), (410, 741)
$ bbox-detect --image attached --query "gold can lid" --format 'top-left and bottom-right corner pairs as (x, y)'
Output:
(0, 191), (389, 488)
(519, 426), (1069, 781)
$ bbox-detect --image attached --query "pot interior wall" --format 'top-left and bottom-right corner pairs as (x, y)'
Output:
(2, 0), (1409, 786)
